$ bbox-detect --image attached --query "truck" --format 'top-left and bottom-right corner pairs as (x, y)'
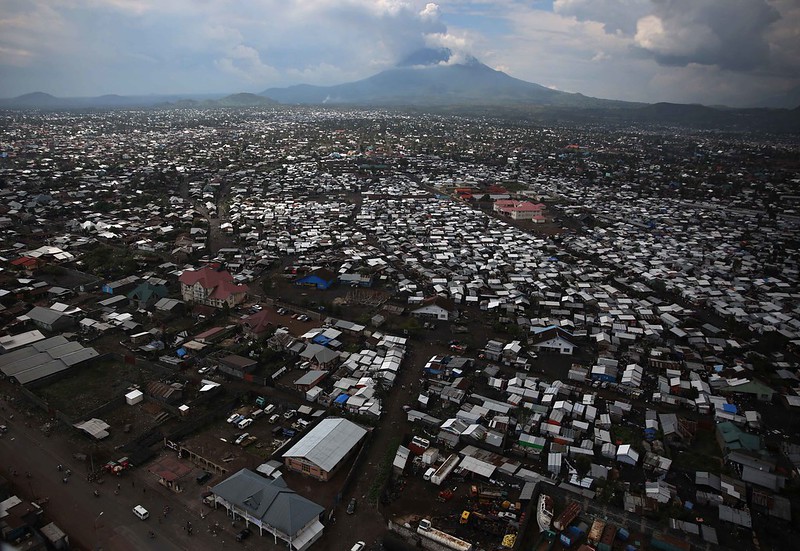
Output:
(417, 519), (473, 551)
(431, 453), (460, 486)
(554, 501), (582, 531)
(470, 485), (508, 501)
(598, 524), (617, 551)
(587, 519), (606, 545)
(559, 522), (589, 548)
(409, 436), (430, 455)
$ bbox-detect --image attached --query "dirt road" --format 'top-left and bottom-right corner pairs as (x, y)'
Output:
(0, 394), (236, 551)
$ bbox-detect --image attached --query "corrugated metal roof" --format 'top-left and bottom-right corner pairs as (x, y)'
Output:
(283, 418), (366, 473)
(212, 469), (323, 536)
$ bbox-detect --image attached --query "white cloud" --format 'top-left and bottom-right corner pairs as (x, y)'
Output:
(215, 45), (279, 83)
(0, 0), (797, 105)
(420, 2), (440, 20)
(634, 15), (721, 59)
(554, 0), (650, 34)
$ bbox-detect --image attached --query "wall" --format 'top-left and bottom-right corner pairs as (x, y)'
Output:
(387, 520), (460, 551)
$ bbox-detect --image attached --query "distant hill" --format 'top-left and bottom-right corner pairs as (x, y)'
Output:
(260, 51), (638, 109)
(214, 93), (277, 107)
(6, 92), (62, 107)
(0, 91), (277, 110)
(463, 101), (800, 133)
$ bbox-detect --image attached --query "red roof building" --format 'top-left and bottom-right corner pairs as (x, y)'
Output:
(493, 200), (546, 222)
(179, 266), (248, 308)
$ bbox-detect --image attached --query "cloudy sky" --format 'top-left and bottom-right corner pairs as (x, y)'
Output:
(1, 0), (798, 106)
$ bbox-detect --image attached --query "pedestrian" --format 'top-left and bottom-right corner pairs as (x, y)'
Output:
(131, 480), (135, 487)
(143, 487), (146, 494)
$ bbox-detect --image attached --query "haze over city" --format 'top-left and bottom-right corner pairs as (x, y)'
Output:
(1, 0), (799, 107)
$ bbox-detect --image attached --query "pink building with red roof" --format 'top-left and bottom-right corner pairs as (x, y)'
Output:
(179, 266), (248, 308)
(493, 200), (546, 222)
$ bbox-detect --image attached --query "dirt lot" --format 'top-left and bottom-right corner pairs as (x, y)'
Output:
(36, 357), (161, 418)
(178, 412), (295, 474)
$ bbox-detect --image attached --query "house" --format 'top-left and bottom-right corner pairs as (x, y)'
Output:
(210, 469), (324, 551)
(102, 275), (139, 295)
(241, 310), (274, 338)
(294, 370), (328, 392)
(127, 282), (168, 309)
(22, 306), (75, 332)
(154, 297), (185, 314)
(719, 380), (775, 402)
(282, 418), (367, 481)
(493, 200), (546, 221)
(716, 422), (761, 454)
(483, 340), (505, 361)
(298, 343), (340, 369)
(616, 444), (640, 466)
(338, 273), (373, 287)
(218, 354), (258, 378)
(411, 296), (457, 321)
(179, 265), (248, 308)
(294, 268), (337, 290)
(529, 326), (578, 355)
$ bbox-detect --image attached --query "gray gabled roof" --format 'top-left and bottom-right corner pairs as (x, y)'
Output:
(25, 306), (69, 325)
(283, 418), (367, 473)
(211, 469), (323, 536)
(0, 336), (98, 384)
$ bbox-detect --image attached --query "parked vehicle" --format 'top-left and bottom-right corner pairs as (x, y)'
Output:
(235, 528), (251, 542)
(283, 409), (296, 420)
(196, 471), (213, 485)
(269, 414), (280, 424)
(133, 505), (149, 520)
(350, 542), (365, 551)
(417, 519), (472, 551)
(237, 418), (254, 429)
(234, 433), (250, 445)
(347, 498), (357, 515)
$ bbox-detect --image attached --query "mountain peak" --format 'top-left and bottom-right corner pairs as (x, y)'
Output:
(396, 48), (452, 67)
(395, 47), (481, 68)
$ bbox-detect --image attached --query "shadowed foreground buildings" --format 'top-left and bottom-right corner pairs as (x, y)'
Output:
(211, 468), (325, 551)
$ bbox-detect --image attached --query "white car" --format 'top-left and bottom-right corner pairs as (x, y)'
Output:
(133, 505), (149, 520)
(237, 418), (254, 429)
(226, 413), (240, 424)
(234, 432), (250, 445)
(350, 542), (365, 551)
(283, 409), (296, 420)
(264, 404), (276, 414)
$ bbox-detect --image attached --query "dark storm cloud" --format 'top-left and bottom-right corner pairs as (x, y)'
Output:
(634, 0), (780, 72)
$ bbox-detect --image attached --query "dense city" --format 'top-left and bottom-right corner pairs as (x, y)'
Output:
(1, 106), (799, 551)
